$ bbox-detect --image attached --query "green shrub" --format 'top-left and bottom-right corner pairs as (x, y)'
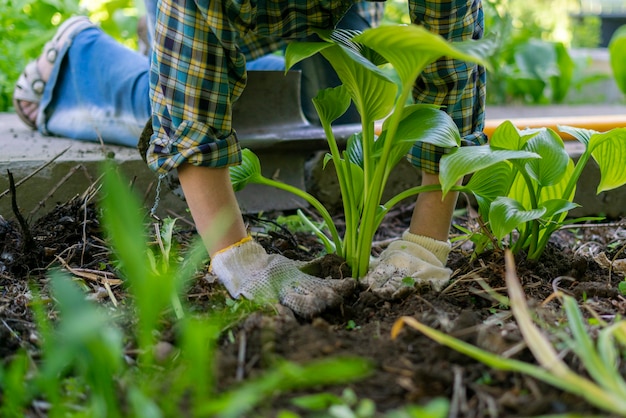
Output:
(0, 0), (139, 112)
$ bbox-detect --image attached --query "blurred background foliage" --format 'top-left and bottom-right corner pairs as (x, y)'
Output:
(0, 0), (141, 112)
(0, 0), (618, 112)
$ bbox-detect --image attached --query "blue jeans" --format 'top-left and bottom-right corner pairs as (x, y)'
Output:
(37, 24), (285, 147)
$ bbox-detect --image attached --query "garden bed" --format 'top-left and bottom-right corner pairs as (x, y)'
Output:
(1, 180), (625, 417)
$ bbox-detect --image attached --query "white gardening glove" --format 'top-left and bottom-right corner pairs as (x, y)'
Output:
(210, 236), (354, 317)
(361, 231), (452, 299)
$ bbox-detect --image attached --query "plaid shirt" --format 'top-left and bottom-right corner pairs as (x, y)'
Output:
(148, 0), (484, 174)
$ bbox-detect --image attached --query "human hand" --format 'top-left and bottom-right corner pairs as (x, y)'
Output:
(211, 237), (354, 316)
(360, 231), (452, 299)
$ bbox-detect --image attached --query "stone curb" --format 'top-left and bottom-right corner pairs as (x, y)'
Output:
(2, 106), (626, 221)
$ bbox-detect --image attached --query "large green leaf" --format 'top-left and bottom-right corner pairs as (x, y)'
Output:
(508, 76), (546, 103)
(285, 41), (333, 71)
(465, 161), (514, 220)
(318, 28), (388, 66)
(354, 25), (491, 91)
(376, 105), (461, 169)
(320, 44), (397, 123)
(490, 120), (541, 151)
(523, 128), (569, 187)
(393, 105), (461, 149)
(539, 199), (580, 220)
(558, 125), (596, 148)
(514, 39), (559, 80)
(440, 146), (540, 195)
(229, 148), (263, 192)
(508, 159), (576, 210)
(312, 85), (351, 126)
(488, 197), (546, 241)
(609, 25), (626, 95)
(588, 128), (626, 193)
(513, 39), (564, 103)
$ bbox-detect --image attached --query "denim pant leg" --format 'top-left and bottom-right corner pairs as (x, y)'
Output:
(38, 21), (285, 147)
(40, 27), (151, 147)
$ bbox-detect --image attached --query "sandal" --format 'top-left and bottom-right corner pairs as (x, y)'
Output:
(13, 16), (95, 129)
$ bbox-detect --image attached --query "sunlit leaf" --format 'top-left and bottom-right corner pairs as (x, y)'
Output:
(440, 146), (539, 195)
(354, 25), (492, 90)
(489, 197), (546, 241)
(320, 44), (397, 122)
(376, 105), (461, 168)
(588, 128), (626, 193)
(312, 85), (351, 126)
(285, 41), (333, 71)
(393, 104), (461, 149)
(464, 161), (513, 219)
(490, 120), (540, 151)
(559, 125), (596, 147)
(317, 28), (388, 66)
(508, 159), (576, 210)
(523, 128), (569, 187)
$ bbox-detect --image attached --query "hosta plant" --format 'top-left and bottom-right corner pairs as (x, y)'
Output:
(230, 25), (527, 278)
(440, 122), (626, 260)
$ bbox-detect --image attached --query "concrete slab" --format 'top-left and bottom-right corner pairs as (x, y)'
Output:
(0, 112), (322, 219)
(2, 103), (626, 223)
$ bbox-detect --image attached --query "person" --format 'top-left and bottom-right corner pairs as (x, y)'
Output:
(12, 1), (383, 146)
(147, 0), (486, 317)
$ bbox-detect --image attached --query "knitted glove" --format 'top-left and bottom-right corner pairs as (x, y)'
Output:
(361, 231), (452, 298)
(210, 236), (354, 316)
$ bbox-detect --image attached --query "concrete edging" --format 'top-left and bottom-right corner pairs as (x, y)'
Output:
(2, 104), (626, 219)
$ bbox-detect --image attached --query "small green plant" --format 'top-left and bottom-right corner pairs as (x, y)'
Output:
(392, 250), (626, 417)
(0, 162), (373, 416)
(231, 25), (513, 278)
(440, 122), (626, 260)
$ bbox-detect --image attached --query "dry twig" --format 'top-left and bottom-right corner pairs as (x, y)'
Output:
(0, 147), (71, 200)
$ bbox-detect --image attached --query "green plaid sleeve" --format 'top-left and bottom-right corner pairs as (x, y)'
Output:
(148, 0), (353, 174)
(407, 0), (486, 174)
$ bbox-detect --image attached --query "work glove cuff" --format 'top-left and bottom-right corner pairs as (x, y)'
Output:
(402, 230), (451, 265)
(210, 236), (266, 298)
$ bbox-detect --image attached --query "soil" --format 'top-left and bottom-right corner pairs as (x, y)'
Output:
(1, 183), (626, 417)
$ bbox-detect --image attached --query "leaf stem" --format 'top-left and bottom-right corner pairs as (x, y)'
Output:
(254, 176), (343, 257)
